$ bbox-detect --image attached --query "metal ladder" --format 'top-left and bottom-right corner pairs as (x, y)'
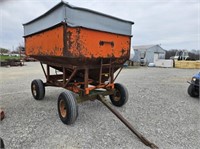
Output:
(99, 59), (112, 85)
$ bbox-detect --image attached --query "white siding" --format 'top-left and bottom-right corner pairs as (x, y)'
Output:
(133, 45), (166, 64)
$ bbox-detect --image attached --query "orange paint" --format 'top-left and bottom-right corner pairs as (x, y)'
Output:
(25, 24), (131, 59)
(67, 27), (131, 58)
(25, 25), (64, 56)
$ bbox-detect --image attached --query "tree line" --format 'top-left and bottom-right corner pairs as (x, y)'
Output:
(165, 49), (200, 60)
(0, 46), (25, 55)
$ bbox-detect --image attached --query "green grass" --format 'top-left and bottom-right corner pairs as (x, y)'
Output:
(0, 55), (20, 61)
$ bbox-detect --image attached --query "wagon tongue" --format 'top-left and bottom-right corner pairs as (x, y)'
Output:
(97, 94), (159, 149)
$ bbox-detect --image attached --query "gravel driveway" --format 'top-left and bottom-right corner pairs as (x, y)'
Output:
(0, 62), (199, 149)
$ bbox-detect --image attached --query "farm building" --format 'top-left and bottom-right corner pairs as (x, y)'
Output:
(132, 45), (166, 65)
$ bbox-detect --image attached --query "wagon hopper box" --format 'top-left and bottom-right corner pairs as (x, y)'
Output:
(24, 1), (133, 96)
(23, 2), (158, 148)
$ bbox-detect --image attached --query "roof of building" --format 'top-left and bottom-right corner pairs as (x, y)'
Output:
(133, 45), (158, 50)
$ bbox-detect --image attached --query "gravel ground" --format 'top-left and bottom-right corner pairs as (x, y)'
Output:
(0, 62), (199, 149)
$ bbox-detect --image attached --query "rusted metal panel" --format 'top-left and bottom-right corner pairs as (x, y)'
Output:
(66, 27), (131, 58)
(23, 1), (133, 37)
(25, 24), (131, 60)
(25, 25), (64, 56)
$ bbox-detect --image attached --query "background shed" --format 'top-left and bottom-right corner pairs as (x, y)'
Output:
(132, 45), (166, 65)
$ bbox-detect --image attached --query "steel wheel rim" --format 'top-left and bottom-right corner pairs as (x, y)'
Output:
(113, 90), (121, 101)
(32, 84), (37, 97)
(59, 99), (67, 118)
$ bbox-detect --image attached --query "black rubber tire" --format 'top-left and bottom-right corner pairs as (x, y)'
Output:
(58, 91), (78, 125)
(188, 84), (199, 97)
(31, 79), (45, 100)
(109, 83), (129, 107)
(0, 137), (5, 149)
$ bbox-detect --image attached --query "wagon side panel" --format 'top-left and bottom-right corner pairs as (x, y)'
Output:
(25, 25), (64, 57)
(66, 27), (131, 59)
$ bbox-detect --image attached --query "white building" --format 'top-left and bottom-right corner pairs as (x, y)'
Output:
(132, 44), (166, 65)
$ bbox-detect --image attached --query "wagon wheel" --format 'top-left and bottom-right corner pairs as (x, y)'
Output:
(0, 137), (4, 149)
(109, 83), (129, 107)
(31, 79), (45, 100)
(58, 91), (78, 125)
(188, 84), (199, 97)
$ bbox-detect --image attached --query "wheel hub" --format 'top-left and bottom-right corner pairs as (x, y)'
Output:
(32, 84), (37, 96)
(59, 99), (67, 118)
(113, 90), (121, 101)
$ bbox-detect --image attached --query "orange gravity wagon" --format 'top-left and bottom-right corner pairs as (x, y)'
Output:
(23, 1), (134, 125)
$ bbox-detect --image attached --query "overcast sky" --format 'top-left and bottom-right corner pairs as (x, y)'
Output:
(0, 0), (199, 51)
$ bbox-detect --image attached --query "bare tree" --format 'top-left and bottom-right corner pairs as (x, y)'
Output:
(165, 49), (177, 59)
(165, 49), (200, 60)
(0, 48), (10, 55)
